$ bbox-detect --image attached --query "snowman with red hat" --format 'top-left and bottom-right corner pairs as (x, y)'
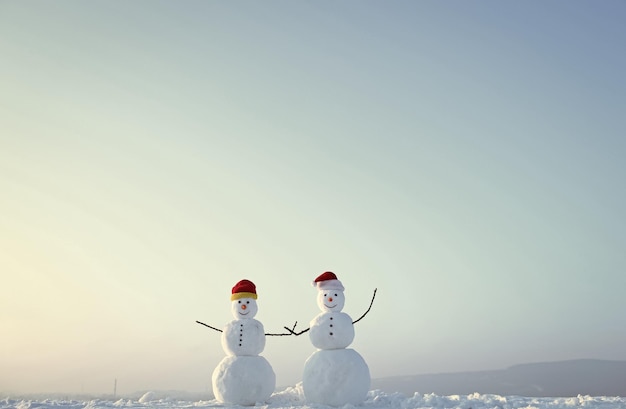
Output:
(287, 272), (377, 406)
(196, 279), (292, 406)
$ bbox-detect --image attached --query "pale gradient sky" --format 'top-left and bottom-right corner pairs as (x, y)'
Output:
(1, 0), (625, 396)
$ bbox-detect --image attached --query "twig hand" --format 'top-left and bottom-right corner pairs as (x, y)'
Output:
(284, 321), (310, 336)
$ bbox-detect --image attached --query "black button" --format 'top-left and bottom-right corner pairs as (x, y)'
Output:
(330, 332), (333, 335)
(330, 324), (333, 327)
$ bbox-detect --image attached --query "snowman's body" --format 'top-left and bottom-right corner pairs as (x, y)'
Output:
(303, 348), (370, 407)
(309, 311), (354, 350)
(302, 276), (370, 406)
(221, 318), (265, 356)
(212, 355), (274, 405)
(211, 294), (275, 406)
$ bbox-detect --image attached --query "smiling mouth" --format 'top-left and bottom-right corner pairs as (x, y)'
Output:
(324, 304), (337, 309)
(239, 311), (249, 315)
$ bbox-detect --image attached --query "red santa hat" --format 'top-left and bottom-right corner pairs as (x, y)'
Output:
(231, 279), (258, 300)
(313, 271), (345, 291)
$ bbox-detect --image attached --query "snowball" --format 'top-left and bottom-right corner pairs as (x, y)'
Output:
(317, 289), (346, 312)
(303, 348), (370, 406)
(309, 311), (354, 350)
(221, 318), (266, 356)
(212, 355), (276, 405)
(231, 297), (259, 320)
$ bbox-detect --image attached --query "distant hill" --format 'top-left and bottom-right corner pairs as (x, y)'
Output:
(372, 359), (626, 397)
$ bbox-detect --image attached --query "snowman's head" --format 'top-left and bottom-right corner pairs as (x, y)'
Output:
(317, 290), (345, 312)
(231, 297), (258, 320)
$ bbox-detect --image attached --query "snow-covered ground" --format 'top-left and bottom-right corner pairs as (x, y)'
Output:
(3, 385), (626, 409)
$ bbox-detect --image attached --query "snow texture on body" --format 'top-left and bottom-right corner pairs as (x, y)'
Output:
(212, 355), (275, 406)
(221, 319), (265, 356)
(309, 312), (354, 350)
(301, 272), (371, 406)
(4, 388), (626, 409)
(208, 280), (276, 406)
(303, 349), (370, 406)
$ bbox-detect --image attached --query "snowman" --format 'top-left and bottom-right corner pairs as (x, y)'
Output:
(196, 279), (291, 406)
(287, 272), (377, 406)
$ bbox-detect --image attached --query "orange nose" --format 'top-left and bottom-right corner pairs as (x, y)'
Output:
(241, 305), (247, 310)
(328, 297), (333, 302)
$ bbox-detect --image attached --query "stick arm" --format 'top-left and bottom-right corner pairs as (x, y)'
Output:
(266, 321), (298, 336)
(353, 288), (377, 324)
(283, 321), (311, 336)
(196, 320), (223, 332)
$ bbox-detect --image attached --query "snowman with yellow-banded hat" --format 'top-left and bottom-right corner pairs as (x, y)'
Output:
(197, 279), (291, 406)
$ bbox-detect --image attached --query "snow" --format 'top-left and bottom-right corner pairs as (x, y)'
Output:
(301, 276), (371, 406)
(316, 288), (346, 312)
(137, 393), (155, 404)
(212, 355), (275, 405)
(309, 311), (354, 350)
(3, 387), (626, 409)
(220, 319), (265, 356)
(303, 349), (370, 406)
(211, 295), (276, 405)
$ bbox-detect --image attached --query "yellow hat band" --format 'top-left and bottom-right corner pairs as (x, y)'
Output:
(231, 292), (257, 301)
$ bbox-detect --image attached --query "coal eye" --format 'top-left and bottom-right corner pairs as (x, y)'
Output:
(334, 293), (338, 296)
(246, 301), (250, 304)
(238, 300), (241, 303)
